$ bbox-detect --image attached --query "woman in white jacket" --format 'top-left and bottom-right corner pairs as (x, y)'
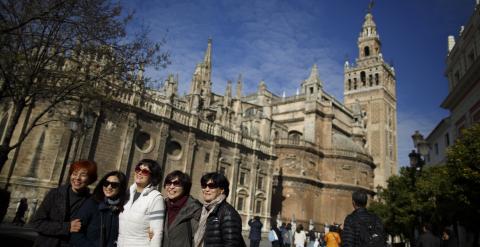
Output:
(118, 159), (165, 247)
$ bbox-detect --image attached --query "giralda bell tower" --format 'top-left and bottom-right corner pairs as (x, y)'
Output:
(344, 7), (398, 188)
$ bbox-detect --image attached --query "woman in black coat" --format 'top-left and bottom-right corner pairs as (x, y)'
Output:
(70, 171), (128, 247)
(32, 160), (98, 247)
(193, 172), (245, 247)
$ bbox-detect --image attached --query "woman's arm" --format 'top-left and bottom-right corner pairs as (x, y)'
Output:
(31, 189), (70, 236)
(70, 199), (96, 247)
(147, 194), (165, 247)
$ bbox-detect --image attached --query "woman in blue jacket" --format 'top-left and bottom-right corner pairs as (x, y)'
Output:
(71, 171), (128, 247)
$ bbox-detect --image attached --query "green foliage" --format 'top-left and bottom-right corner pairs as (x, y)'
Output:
(369, 124), (480, 239)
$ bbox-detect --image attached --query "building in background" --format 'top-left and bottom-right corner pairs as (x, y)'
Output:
(0, 8), (397, 230)
(423, 2), (480, 166)
(344, 10), (398, 188)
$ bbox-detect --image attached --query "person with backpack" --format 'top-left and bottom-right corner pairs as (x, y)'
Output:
(342, 190), (387, 247)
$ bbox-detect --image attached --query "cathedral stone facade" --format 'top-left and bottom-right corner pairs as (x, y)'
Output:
(0, 11), (396, 231)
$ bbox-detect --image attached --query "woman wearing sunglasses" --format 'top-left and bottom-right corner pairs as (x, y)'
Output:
(162, 170), (202, 247)
(70, 171), (127, 247)
(193, 172), (245, 247)
(117, 159), (165, 247)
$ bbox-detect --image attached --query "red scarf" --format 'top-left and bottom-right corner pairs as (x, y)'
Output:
(167, 195), (188, 226)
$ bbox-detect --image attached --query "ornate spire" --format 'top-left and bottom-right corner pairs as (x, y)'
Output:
(360, 11), (378, 39)
(236, 74), (243, 99)
(204, 38), (212, 68)
(305, 64), (322, 86)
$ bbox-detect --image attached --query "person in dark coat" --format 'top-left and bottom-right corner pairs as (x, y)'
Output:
(32, 160), (98, 247)
(193, 172), (246, 247)
(12, 197), (28, 226)
(341, 190), (386, 247)
(249, 216), (263, 247)
(70, 171), (128, 247)
(441, 228), (458, 247)
(417, 223), (441, 247)
(271, 221), (284, 247)
(162, 170), (202, 247)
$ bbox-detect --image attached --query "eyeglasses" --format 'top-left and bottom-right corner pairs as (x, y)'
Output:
(103, 181), (120, 189)
(165, 180), (181, 187)
(135, 166), (151, 176)
(201, 182), (218, 189)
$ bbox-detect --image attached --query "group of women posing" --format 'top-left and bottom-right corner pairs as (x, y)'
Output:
(32, 159), (246, 247)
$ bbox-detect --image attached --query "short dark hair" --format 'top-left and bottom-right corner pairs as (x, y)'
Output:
(136, 159), (162, 186)
(352, 189), (368, 207)
(200, 172), (230, 197)
(93, 171), (128, 212)
(296, 224), (303, 233)
(163, 170), (192, 196)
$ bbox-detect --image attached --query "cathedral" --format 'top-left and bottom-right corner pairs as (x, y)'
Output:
(0, 10), (397, 231)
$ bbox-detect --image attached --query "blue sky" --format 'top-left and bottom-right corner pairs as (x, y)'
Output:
(122, 0), (476, 168)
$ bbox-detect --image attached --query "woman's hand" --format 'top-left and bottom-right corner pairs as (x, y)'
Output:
(148, 227), (154, 240)
(70, 219), (81, 232)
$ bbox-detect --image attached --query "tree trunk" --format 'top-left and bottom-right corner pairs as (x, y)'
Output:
(0, 101), (26, 173)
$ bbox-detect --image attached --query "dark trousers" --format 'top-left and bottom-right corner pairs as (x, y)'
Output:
(250, 239), (260, 247)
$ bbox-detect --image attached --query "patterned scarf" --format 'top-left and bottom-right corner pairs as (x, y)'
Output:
(193, 194), (226, 247)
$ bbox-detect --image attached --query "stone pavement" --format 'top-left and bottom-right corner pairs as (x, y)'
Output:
(0, 223), (37, 247)
(0, 222), (273, 247)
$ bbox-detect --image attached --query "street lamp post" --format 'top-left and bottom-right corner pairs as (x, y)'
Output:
(58, 117), (80, 187)
(409, 130), (429, 245)
(57, 109), (96, 187)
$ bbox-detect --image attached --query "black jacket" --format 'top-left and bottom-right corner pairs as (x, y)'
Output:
(163, 196), (202, 247)
(417, 231), (441, 247)
(32, 185), (89, 247)
(342, 207), (386, 247)
(70, 197), (120, 247)
(203, 200), (246, 247)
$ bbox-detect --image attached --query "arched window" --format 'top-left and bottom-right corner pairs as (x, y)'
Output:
(375, 73), (379, 85)
(360, 71), (366, 86)
(348, 79), (352, 90)
(354, 78), (358, 90)
(288, 131), (302, 144)
(364, 46), (370, 57)
(369, 74), (373, 86)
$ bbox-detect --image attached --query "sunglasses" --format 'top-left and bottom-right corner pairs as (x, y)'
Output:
(165, 180), (182, 187)
(201, 182), (219, 189)
(135, 166), (151, 176)
(103, 181), (120, 189)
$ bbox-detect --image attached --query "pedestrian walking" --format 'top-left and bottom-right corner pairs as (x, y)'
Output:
(416, 223), (441, 247)
(342, 189), (386, 247)
(441, 228), (458, 247)
(324, 225), (341, 247)
(282, 223), (293, 247)
(32, 160), (98, 247)
(117, 159), (165, 247)
(249, 216), (263, 247)
(270, 221), (283, 247)
(162, 170), (202, 247)
(193, 172), (245, 247)
(293, 224), (307, 247)
(307, 227), (316, 247)
(70, 171), (128, 247)
(12, 197), (28, 226)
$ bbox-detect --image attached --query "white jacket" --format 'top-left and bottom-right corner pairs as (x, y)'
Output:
(118, 184), (165, 247)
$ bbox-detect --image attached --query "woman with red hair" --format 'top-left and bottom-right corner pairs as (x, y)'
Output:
(32, 160), (98, 247)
